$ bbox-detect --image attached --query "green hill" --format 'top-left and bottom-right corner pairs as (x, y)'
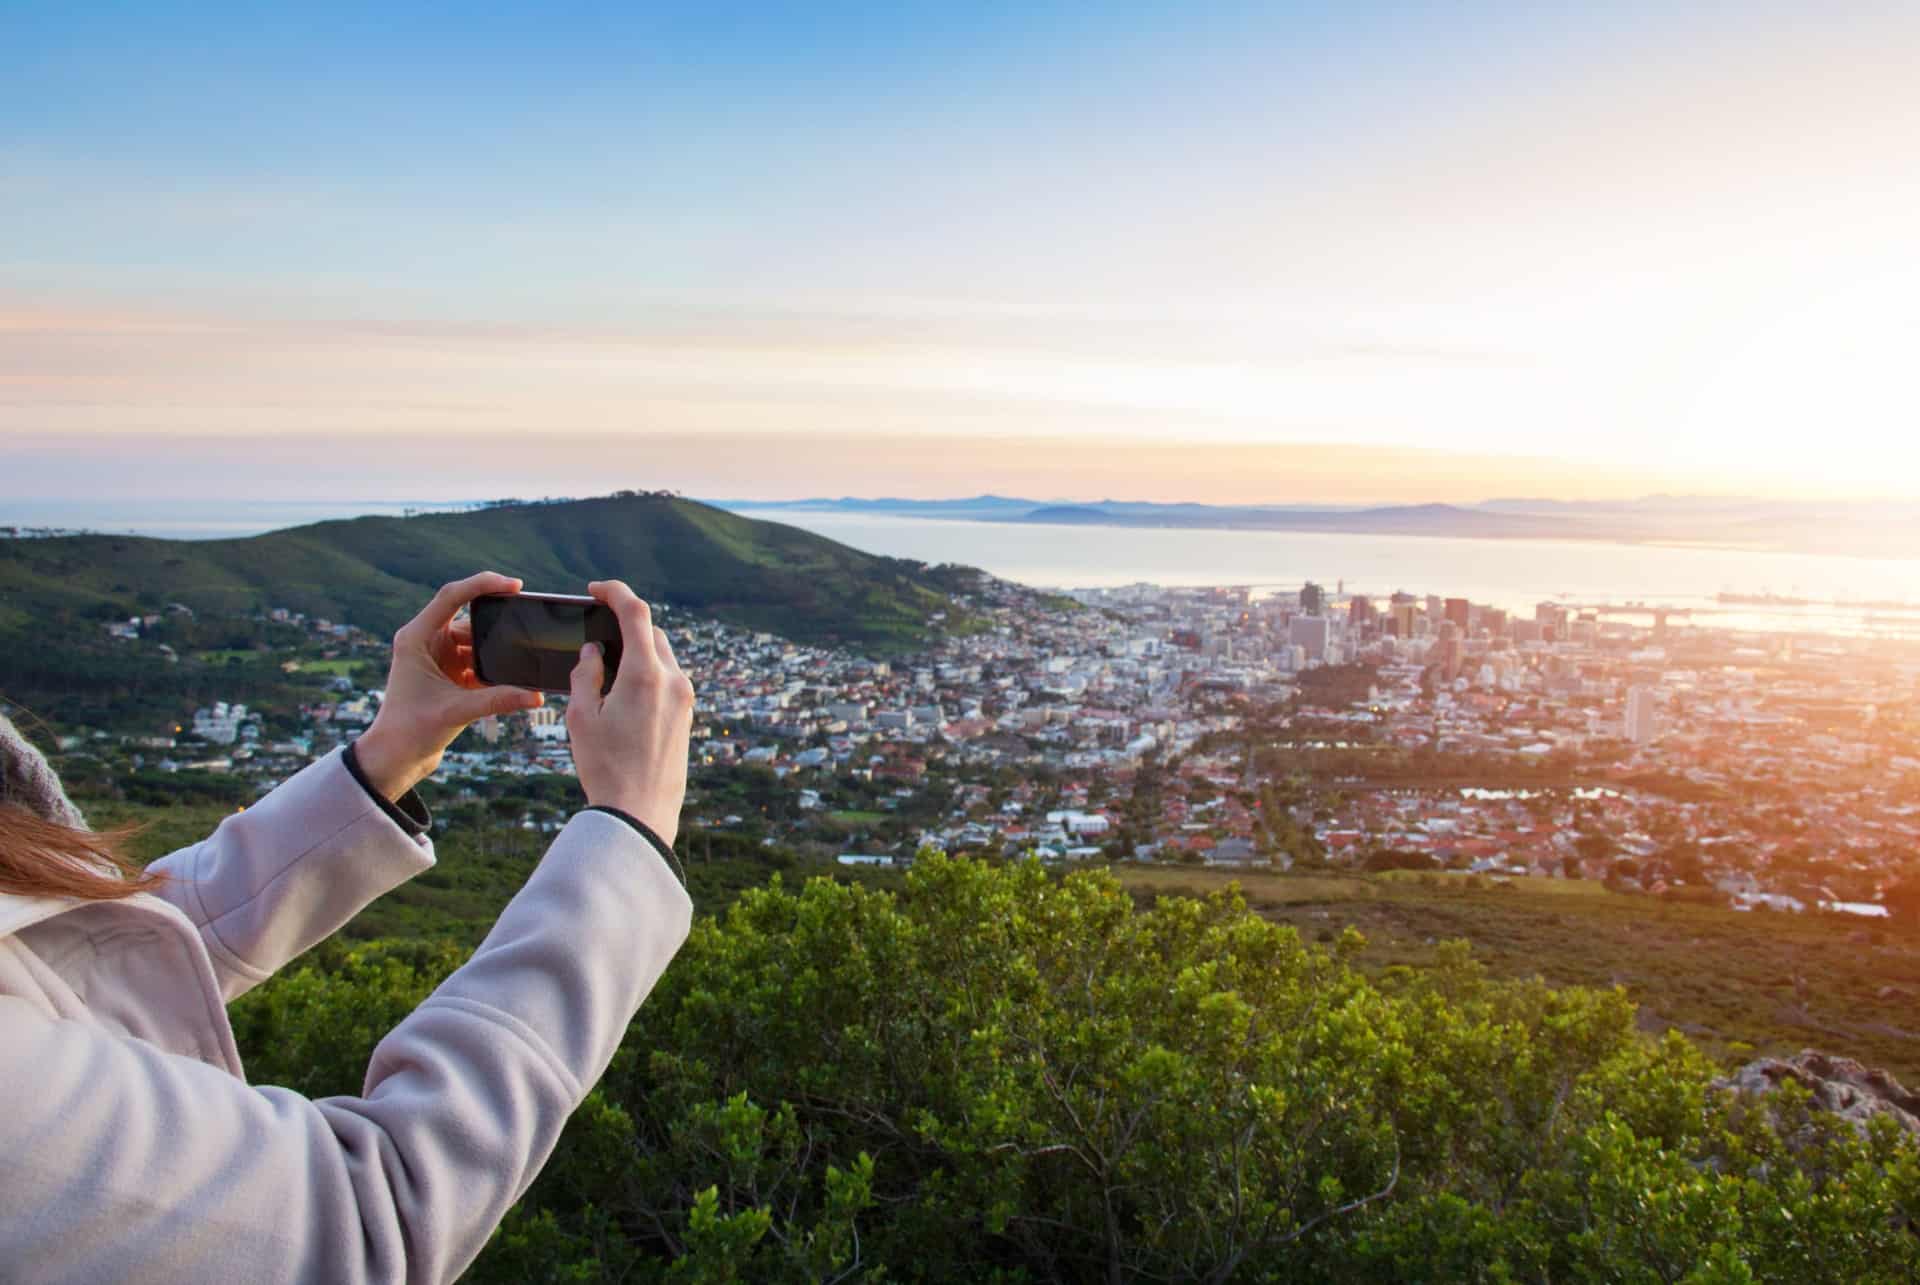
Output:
(0, 493), (971, 651)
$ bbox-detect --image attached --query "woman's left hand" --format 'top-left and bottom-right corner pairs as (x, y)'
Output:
(354, 571), (545, 800)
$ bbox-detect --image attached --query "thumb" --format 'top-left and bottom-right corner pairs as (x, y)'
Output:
(463, 684), (543, 721)
(570, 642), (606, 709)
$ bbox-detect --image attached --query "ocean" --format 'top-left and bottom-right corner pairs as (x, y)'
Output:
(730, 509), (1920, 641)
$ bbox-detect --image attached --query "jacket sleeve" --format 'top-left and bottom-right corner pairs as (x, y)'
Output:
(0, 810), (692, 1285)
(146, 747), (437, 1001)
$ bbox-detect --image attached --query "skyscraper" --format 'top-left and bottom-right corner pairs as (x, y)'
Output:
(1300, 581), (1325, 616)
(1289, 613), (1331, 661)
(1626, 686), (1659, 744)
(1437, 620), (1464, 681)
(1444, 597), (1471, 633)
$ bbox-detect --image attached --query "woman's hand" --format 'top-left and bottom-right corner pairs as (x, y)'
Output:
(355, 572), (546, 801)
(566, 580), (695, 846)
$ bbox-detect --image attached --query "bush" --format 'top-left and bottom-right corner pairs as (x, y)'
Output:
(230, 857), (1920, 1282)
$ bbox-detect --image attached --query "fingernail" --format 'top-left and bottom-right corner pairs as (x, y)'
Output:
(581, 642), (599, 659)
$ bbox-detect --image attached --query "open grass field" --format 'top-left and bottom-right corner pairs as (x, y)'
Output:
(1118, 865), (1920, 1083)
(295, 657), (370, 676)
(194, 649), (266, 664)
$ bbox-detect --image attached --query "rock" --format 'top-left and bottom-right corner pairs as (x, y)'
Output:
(1877, 985), (1913, 1001)
(1712, 1050), (1920, 1140)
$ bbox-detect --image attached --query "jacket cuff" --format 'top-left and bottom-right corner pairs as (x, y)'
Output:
(342, 740), (433, 838)
(584, 805), (686, 887)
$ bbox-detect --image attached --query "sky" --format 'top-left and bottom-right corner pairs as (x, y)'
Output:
(4, 1), (1918, 505)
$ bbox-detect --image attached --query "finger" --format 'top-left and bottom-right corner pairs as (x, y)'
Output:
(461, 684), (543, 720)
(587, 580), (660, 671)
(430, 631), (474, 667)
(405, 571), (523, 643)
(448, 618), (473, 646)
(428, 631), (478, 684)
(657, 627), (696, 709)
(569, 641), (606, 711)
(653, 626), (682, 671)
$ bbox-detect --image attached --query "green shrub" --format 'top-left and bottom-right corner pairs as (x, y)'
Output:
(228, 857), (1920, 1282)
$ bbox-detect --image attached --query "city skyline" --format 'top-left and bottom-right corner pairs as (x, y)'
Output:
(6, 2), (1919, 502)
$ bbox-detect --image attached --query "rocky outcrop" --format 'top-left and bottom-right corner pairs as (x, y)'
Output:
(1712, 1050), (1920, 1139)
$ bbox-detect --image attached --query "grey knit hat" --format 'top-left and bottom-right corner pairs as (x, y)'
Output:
(0, 711), (86, 830)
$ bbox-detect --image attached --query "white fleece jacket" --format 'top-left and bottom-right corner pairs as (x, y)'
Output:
(0, 748), (692, 1283)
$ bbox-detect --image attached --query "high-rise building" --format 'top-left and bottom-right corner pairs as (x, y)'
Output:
(1288, 614), (1330, 660)
(1391, 602), (1419, 639)
(1300, 581), (1325, 616)
(1348, 595), (1376, 632)
(1444, 598), (1471, 633)
(1437, 620), (1465, 681)
(1535, 602), (1569, 642)
(1625, 686), (1659, 744)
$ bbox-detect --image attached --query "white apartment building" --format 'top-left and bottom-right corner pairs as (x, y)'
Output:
(1626, 685), (1660, 744)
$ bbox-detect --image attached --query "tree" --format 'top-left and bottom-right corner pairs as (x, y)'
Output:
(1657, 844), (1707, 885)
(1881, 877), (1920, 924)
(1364, 846), (1435, 873)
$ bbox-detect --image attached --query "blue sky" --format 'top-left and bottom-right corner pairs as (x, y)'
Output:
(4, 2), (1918, 502)
(4, 1), (1545, 308)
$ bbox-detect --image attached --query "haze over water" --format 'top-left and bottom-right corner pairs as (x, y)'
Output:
(731, 509), (1920, 641)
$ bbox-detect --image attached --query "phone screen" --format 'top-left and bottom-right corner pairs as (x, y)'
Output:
(470, 593), (622, 693)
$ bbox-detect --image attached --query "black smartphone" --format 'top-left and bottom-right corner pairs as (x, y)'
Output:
(469, 592), (622, 694)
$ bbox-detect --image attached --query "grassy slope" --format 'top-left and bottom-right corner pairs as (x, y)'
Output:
(1119, 865), (1920, 1083)
(0, 495), (960, 651)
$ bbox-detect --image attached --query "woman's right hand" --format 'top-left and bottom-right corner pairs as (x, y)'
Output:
(566, 580), (695, 846)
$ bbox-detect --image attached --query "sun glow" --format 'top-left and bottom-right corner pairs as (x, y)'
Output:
(1678, 269), (1920, 495)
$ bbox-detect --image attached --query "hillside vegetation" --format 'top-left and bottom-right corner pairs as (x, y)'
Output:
(0, 493), (969, 650)
(1120, 866), (1920, 1086)
(223, 854), (1920, 1282)
(91, 800), (1920, 1282)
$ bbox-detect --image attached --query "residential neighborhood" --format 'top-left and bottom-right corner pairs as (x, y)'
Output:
(58, 572), (1920, 920)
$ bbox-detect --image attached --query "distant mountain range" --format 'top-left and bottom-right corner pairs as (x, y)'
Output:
(0, 495), (979, 653)
(717, 494), (1920, 558)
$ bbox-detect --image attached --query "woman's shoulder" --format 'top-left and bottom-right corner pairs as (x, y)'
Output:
(2, 889), (243, 1073)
